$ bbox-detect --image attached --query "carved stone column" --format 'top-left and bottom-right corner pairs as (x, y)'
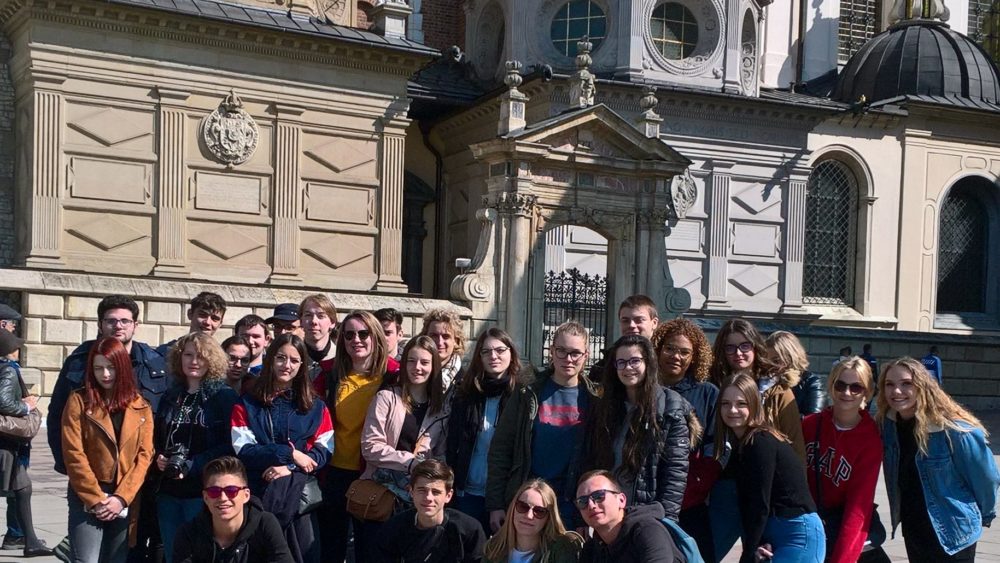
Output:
(375, 128), (409, 292)
(497, 192), (536, 354)
(706, 167), (733, 308)
(20, 74), (66, 268)
(780, 173), (808, 312)
(153, 87), (191, 277)
(269, 104), (305, 284)
(637, 206), (691, 317)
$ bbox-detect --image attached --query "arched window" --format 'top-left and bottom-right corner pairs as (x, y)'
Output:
(803, 160), (858, 305)
(937, 179), (991, 313)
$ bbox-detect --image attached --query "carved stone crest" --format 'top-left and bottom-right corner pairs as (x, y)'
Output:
(201, 90), (259, 166)
(670, 169), (698, 218)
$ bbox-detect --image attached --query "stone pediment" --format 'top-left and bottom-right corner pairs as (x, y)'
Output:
(487, 104), (691, 169)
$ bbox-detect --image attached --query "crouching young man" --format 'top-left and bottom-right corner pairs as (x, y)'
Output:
(173, 456), (292, 563)
(576, 470), (683, 563)
(376, 459), (485, 563)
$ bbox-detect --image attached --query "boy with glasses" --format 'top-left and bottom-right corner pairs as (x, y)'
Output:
(173, 456), (292, 563)
(221, 335), (253, 394)
(576, 470), (682, 563)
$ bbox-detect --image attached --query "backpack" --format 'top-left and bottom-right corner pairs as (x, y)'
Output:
(660, 517), (704, 563)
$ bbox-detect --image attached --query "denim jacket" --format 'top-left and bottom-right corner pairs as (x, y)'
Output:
(881, 413), (1000, 555)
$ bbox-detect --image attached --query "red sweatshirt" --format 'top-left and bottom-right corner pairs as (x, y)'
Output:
(802, 409), (882, 563)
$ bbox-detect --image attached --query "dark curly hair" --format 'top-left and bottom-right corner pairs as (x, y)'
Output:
(650, 318), (712, 383)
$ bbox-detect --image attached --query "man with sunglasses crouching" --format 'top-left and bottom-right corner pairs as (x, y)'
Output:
(173, 456), (293, 563)
(576, 470), (684, 563)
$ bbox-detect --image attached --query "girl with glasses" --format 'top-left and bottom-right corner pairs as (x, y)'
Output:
(585, 335), (691, 524)
(356, 335), (450, 558)
(173, 456), (293, 563)
(154, 332), (239, 562)
(230, 333), (334, 563)
(716, 374), (824, 563)
(61, 337), (154, 563)
(484, 479), (583, 563)
(877, 357), (1000, 563)
(709, 319), (805, 561)
(650, 318), (719, 561)
(447, 328), (524, 533)
(315, 310), (393, 563)
(801, 357), (887, 563)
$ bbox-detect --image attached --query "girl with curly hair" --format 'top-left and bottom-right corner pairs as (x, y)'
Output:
(155, 332), (240, 561)
(651, 318), (718, 560)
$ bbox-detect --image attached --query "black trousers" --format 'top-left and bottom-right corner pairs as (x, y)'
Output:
(317, 467), (361, 563)
(679, 503), (715, 563)
(902, 516), (977, 563)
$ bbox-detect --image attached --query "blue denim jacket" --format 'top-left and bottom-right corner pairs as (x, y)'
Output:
(881, 414), (1000, 555)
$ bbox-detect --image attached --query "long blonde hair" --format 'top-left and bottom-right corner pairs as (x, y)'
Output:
(484, 479), (570, 562)
(764, 330), (807, 388)
(876, 356), (986, 455)
(828, 356), (874, 402)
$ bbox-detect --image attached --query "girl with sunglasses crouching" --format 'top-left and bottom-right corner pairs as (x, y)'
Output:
(802, 358), (886, 563)
(717, 374), (824, 563)
(173, 456), (293, 563)
(484, 479), (583, 563)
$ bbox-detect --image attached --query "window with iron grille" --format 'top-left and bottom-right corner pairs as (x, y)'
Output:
(803, 160), (858, 306)
(838, 0), (879, 63)
(937, 185), (988, 313)
(968, 0), (1000, 61)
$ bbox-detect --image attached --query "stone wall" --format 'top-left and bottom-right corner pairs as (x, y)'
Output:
(0, 268), (471, 398)
(0, 33), (14, 270)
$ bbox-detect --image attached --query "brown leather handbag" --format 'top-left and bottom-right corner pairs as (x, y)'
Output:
(345, 479), (396, 522)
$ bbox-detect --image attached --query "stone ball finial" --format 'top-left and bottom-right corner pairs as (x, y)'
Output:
(504, 60), (524, 89)
(640, 85), (658, 111)
(575, 36), (593, 69)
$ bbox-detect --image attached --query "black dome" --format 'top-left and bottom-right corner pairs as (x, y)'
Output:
(832, 21), (1000, 105)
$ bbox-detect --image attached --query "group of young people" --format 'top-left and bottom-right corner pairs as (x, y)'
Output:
(0, 289), (995, 563)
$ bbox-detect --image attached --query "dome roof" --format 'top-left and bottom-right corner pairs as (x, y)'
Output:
(832, 21), (1000, 106)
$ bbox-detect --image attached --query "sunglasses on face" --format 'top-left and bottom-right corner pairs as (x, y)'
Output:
(203, 485), (248, 500)
(834, 380), (866, 395)
(724, 342), (753, 355)
(514, 500), (550, 518)
(343, 330), (371, 342)
(227, 355), (251, 366)
(574, 489), (621, 509)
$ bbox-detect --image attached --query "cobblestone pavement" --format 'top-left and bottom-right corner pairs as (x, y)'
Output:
(5, 410), (1000, 562)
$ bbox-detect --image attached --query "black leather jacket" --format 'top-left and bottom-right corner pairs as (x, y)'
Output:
(791, 370), (826, 416)
(627, 386), (691, 521)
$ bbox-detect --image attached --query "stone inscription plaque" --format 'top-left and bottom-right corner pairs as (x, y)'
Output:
(195, 172), (263, 214)
(70, 157), (148, 204)
(306, 183), (372, 225)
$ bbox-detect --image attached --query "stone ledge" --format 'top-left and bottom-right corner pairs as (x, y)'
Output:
(0, 268), (473, 318)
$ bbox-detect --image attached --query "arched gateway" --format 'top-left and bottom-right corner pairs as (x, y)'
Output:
(450, 94), (695, 365)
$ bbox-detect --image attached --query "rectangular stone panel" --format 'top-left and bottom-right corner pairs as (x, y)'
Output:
(305, 183), (373, 224)
(666, 220), (703, 252)
(194, 172), (265, 214)
(732, 223), (779, 258)
(69, 157), (148, 204)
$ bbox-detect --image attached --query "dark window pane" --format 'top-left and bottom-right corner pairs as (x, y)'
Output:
(569, 0), (588, 18)
(590, 17), (606, 37)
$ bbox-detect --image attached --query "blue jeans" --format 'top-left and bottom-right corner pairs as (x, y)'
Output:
(762, 513), (825, 563)
(6, 500), (22, 537)
(452, 492), (489, 535)
(68, 487), (129, 563)
(157, 494), (203, 563)
(709, 478), (741, 561)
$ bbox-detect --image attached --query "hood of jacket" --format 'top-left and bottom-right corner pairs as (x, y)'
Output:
(613, 503), (665, 545)
(190, 495), (267, 553)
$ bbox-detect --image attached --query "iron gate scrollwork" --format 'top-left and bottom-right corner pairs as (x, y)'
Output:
(542, 268), (608, 367)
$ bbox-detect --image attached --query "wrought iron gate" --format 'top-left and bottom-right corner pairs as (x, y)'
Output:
(542, 268), (608, 366)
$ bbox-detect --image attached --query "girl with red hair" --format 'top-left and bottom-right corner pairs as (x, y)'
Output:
(61, 337), (154, 563)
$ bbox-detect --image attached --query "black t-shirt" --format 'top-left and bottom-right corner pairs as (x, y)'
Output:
(376, 508), (485, 563)
(397, 402), (429, 454)
(897, 416), (928, 526)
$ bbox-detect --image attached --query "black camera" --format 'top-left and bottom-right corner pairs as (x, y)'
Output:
(163, 444), (189, 479)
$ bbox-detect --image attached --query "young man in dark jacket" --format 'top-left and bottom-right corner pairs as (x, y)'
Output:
(173, 456), (292, 563)
(576, 470), (683, 563)
(376, 459), (484, 563)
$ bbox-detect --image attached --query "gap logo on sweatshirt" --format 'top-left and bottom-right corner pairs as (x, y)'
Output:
(806, 442), (853, 486)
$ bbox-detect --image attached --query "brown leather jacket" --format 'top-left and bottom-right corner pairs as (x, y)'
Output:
(60, 390), (153, 511)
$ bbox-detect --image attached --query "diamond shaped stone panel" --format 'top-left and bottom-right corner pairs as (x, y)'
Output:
(190, 225), (265, 260)
(68, 214), (149, 251)
(732, 184), (781, 215)
(305, 139), (375, 174)
(69, 108), (150, 147)
(729, 264), (778, 296)
(303, 236), (372, 269)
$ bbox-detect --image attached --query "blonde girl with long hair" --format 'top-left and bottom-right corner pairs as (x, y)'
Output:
(876, 357), (1000, 563)
(765, 331), (826, 416)
(484, 479), (583, 563)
